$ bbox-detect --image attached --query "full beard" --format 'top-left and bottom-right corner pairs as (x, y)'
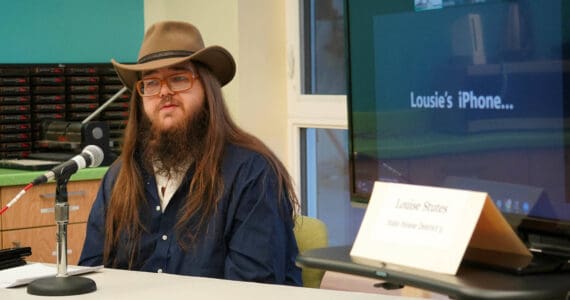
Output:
(139, 105), (209, 176)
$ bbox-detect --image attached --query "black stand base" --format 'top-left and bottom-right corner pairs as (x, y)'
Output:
(27, 276), (97, 296)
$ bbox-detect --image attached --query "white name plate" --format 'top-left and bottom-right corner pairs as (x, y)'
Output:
(350, 181), (531, 275)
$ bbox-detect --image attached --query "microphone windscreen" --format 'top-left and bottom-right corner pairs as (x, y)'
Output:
(84, 145), (105, 167)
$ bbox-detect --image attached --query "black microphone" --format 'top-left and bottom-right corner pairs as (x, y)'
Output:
(32, 145), (105, 185)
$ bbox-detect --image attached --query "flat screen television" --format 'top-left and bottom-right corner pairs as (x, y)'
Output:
(345, 0), (570, 247)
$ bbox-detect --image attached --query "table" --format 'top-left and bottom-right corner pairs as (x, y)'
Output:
(1, 267), (418, 300)
(296, 246), (570, 300)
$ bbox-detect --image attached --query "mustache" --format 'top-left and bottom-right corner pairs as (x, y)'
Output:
(159, 94), (174, 105)
(156, 95), (180, 111)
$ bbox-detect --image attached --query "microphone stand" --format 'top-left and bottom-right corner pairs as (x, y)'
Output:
(27, 173), (97, 296)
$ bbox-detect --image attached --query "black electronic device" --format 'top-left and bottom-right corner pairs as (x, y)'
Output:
(30, 120), (115, 167)
(0, 247), (31, 271)
(345, 0), (570, 274)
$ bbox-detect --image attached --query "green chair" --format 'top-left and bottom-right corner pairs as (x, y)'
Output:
(293, 215), (329, 288)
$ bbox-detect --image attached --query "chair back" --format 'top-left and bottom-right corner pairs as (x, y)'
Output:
(293, 215), (329, 288)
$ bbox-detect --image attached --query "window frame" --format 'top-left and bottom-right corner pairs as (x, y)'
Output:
(285, 0), (348, 215)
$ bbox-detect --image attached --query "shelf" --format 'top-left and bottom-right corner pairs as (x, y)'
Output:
(0, 167), (108, 187)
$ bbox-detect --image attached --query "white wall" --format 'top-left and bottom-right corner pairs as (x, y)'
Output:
(144, 0), (289, 163)
(236, 1), (287, 162)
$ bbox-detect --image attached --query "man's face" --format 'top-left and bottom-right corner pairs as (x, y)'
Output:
(140, 64), (205, 132)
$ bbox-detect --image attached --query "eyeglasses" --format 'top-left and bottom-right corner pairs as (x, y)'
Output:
(135, 72), (198, 97)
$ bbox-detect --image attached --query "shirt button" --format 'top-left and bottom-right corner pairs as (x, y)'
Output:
(157, 269), (163, 273)
(162, 235), (168, 241)
(155, 205), (161, 211)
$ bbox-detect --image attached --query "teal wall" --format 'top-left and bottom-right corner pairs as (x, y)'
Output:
(0, 0), (144, 63)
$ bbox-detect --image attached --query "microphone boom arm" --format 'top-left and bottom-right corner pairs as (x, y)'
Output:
(81, 86), (128, 125)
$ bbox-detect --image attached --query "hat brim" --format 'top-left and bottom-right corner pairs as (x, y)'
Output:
(112, 45), (236, 91)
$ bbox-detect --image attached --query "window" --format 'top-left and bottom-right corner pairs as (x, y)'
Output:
(290, 0), (364, 246)
(302, 128), (364, 246)
(301, 0), (346, 94)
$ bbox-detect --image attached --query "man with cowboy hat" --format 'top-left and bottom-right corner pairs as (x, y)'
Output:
(79, 20), (302, 285)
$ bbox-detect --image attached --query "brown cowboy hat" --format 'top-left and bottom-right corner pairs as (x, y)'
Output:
(112, 20), (236, 90)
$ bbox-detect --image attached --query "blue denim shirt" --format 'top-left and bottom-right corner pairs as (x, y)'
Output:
(79, 144), (302, 286)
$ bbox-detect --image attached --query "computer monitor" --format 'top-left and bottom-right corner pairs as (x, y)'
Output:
(346, 0), (570, 244)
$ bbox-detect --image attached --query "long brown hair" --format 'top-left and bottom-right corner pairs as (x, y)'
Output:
(103, 63), (299, 267)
